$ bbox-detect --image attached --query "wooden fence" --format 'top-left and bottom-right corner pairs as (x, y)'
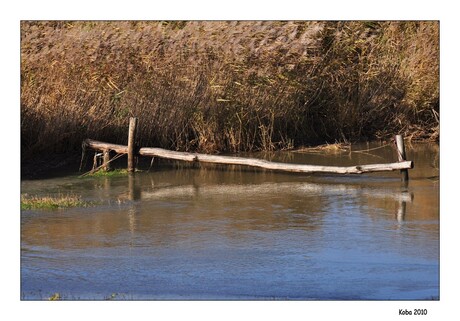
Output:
(81, 117), (413, 180)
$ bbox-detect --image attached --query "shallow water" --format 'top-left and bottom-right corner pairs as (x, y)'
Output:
(20, 142), (439, 300)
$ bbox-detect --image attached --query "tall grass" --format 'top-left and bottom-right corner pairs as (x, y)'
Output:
(21, 21), (439, 160)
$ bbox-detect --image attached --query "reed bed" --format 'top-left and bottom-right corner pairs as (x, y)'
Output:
(21, 21), (439, 161)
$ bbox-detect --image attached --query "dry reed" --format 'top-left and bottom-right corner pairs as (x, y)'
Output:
(21, 21), (439, 161)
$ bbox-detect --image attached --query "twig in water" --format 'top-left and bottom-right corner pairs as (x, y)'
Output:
(79, 152), (125, 177)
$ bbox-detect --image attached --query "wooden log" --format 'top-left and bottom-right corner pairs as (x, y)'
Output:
(83, 139), (413, 175)
(138, 147), (413, 174)
(84, 139), (128, 154)
(127, 117), (138, 172)
(395, 134), (409, 182)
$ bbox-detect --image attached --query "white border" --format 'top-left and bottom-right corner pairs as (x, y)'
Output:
(4, 1), (457, 320)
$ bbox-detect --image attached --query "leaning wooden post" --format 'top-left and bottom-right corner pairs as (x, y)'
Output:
(127, 117), (138, 173)
(395, 135), (409, 183)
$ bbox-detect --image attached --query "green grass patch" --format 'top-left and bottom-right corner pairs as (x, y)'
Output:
(21, 194), (92, 210)
(87, 169), (131, 177)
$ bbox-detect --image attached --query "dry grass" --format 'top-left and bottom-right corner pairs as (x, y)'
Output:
(21, 21), (439, 160)
(295, 143), (350, 154)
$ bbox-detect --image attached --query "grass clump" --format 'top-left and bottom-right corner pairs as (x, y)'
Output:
(48, 293), (61, 301)
(21, 194), (90, 210)
(21, 21), (439, 161)
(85, 168), (130, 178)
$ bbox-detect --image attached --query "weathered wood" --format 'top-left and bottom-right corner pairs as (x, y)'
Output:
(102, 150), (111, 172)
(84, 139), (128, 154)
(139, 147), (413, 174)
(395, 134), (409, 182)
(83, 139), (413, 175)
(127, 117), (138, 172)
(92, 152), (99, 170)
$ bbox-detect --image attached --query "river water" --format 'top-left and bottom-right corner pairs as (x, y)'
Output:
(20, 142), (439, 300)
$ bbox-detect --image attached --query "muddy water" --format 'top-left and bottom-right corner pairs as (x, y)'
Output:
(20, 142), (439, 300)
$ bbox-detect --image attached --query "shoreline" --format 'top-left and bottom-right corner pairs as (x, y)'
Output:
(20, 139), (438, 180)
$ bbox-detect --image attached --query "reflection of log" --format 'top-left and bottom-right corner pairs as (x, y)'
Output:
(83, 139), (413, 175)
(84, 140), (128, 154)
(141, 182), (414, 203)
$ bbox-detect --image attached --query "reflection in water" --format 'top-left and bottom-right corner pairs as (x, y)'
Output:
(21, 142), (439, 300)
(397, 199), (407, 222)
(20, 181), (420, 249)
(128, 174), (141, 201)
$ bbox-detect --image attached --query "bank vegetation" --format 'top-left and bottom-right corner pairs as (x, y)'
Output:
(21, 21), (439, 161)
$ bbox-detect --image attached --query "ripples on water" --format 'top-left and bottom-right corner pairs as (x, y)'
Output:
(21, 143), (439, 300)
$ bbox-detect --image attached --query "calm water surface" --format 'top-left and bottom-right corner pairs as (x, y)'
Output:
(21, 143), (439, 300)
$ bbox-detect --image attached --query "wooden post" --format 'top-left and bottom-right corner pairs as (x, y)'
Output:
(395, 135), (409, 183)
(93, 152), (101, 171)
(102, 150), (111, 172)
(127, 117), (138, 172)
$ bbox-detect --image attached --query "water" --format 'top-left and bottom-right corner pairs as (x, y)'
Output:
(20, 142), (439, 300)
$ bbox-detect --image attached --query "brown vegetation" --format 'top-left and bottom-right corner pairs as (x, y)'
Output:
(21, 21), (439, 160)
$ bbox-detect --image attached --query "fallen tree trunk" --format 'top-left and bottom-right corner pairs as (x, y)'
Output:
(83, 139), (413, 174)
